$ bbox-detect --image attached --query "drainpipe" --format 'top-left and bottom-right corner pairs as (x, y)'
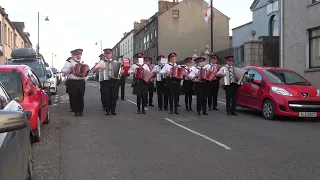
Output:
(280, 0), (284, 68)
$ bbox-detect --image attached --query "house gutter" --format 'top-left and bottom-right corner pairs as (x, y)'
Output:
(280, 0), (284, 68)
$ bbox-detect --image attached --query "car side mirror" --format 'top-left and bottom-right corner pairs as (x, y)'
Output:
(0, 110), (28, 133)
(47, 73), (52, 78)
(43, 81), (51, 88)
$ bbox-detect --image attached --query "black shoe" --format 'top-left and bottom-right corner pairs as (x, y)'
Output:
(231, 112), (238, 116)
(70, 110), (73, 112)
(186, 108), (189, 111)
(203, 112), (208, 115)
(106, 112), (110, 115)
(209, 107), (212, 111)
(149, 104), (154, 106)
(174, 111), (179, 114)
(121, 98), (125, 100)
(111, 112), (117, 115)
(189, 108), (193, 111)
(227, 112), (232, 116)
(74, 112), (78, 117)
(170, 111), (173, 114)
(197, 112), (201, 115)
(142, 110), (146, 114)
(178, 104), (180, 107)
(79, 112), (84, 116)
(164, 108), (168, 111)
(213, 108), (219, 110)
(159, 108), (163, 111)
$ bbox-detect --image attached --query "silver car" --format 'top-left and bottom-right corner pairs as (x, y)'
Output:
(0, 82), (33, 179)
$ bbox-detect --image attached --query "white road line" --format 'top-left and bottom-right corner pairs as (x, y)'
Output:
(164, 118), (231, 150)
(55, 95), (59, 97)
(52, 104), (57, 106)
(54, 99), (58, 102)
(126, 100), (149, 110)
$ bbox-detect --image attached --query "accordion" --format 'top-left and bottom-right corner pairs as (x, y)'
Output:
(135, 67), (155, 83)
(122, 58), (130, 77)
(170, 66), (184, 79)
(199, 69), (216, 81)
(73, 63), (89, 77)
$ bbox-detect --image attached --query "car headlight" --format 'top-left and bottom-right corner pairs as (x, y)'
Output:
(317, 89), (320, 96)
(271, 87), (293, 96)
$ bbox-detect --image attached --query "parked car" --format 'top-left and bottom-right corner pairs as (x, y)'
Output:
(237, 66), (320, 120)
(50, 67), (61, 85)
(0, 65), (50, 143)
(7, 48), (53, 105)
(46, 67), (58, 95)
(0, 81), (34, 180)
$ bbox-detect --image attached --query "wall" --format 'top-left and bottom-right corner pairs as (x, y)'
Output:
(133, 18), (158, 63)
(232, 22), (253, 47)
(258, 36), (279, 67)
(0, 12), (4, 62)
(158, 0), (230, 62)
(119, 31), (134, 64)
(283, 0), (320, 88)
(14, 29), (24, 49)
(2, 18), (15, 64)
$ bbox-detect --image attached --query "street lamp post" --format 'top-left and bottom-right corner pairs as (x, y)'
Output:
(37, 12), (49, 55)
(51, 53), (57, 67)
(95, 40), (102, 54)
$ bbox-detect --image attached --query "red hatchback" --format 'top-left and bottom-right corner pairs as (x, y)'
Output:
(0, 65), (51, 142)
(237, 66), (320, 120)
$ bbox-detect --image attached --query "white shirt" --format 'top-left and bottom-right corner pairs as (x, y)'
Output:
(203, 63), (218, 71)
(159, 63), (180, 75)
(60, 59), (86, 80)
(217, 64), (232, 74)
(188, 65), (201, 79)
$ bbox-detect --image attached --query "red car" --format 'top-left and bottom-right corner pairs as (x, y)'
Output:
(237, 66), (320, 120)
(0, 65), (51, 142)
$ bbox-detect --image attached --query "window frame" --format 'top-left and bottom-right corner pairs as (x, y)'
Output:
(309, 27), (320, 68)
(27, 68), (42, 88)
(246, 69), (263, 84)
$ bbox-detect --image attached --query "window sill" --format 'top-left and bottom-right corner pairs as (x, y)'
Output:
(304, 68), (320, 73)
(307, 1), (320, 7)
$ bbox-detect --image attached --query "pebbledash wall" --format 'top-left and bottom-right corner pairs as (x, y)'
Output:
(282, 0), (320, 88)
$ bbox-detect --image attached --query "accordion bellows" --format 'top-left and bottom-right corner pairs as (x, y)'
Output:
(73, 63), (90, 77)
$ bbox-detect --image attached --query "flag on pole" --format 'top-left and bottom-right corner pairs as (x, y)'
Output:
(204, 4), (211, 23)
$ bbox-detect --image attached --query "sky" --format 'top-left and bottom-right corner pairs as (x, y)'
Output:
(2, 0), (253, 70)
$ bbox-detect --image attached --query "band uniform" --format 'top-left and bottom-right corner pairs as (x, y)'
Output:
(64, 57), (72, 112)
(128, 53), (149, 114)
(92, 48), (122, 115)
(144, 57), (155, 106)
(183, 57), (194, 111)
(117, 56), (126, 100)
(152, 55), (168, 111)
(203, 54), (221, 111)
(188, 57), (209, 115)
(159, 52), (181, 114)
(98, 54), (106, 109)
(61, 49), (86, 116)
(216, 56), (239, 116)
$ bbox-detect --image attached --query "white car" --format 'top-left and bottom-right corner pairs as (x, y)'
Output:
(46, 67), (57, 95)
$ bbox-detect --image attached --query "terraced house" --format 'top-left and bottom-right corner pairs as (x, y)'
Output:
(0, 6), (32, 65)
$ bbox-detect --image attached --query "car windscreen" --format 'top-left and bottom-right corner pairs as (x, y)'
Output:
(50, 68), (57, 74)
(0, 72), (23, 102)
(263, 70), (311, 85)
(8, 60), (45, 78)
(46, 70), (52, 76)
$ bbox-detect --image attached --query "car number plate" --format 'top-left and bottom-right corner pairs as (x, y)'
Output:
(299, 112), (317, 117)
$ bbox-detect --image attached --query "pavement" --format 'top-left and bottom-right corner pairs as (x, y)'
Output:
(32, 81), (320, 180)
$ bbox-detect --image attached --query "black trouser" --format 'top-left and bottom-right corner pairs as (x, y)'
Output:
(146, 83), (154, 105)
(117, 76), (126, 100)
(208, 80), (220, 109)
(195, 82), (208, 113)
(134, 80), (148, 111)
(102, 79), (118, 113)
(100, 81), (106, 109)
(65, 80), (72, 110)
(167, 78), (180, 112)
(225, 83), (238, 113)
(68, 79), (85, 113)
(156, 81), (167, 109)
(183, 80), (194, 110)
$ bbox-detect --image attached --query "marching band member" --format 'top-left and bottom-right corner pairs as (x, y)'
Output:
(64, 57), (72, 112)
(188, 57), (208, 115)
(183, 57), (194, 111)
(61, 49), (86, 116)
(203, 54), (221, 110)
(98, 54), (106, 110)
(128, 53), (149, 114)
(152, 55), (168, 111)
(92, 48), (120, 116)
(117, 56), (126, 101)
(144, 57), (155, 106)
(216, 56), (238, 116)
(159, 53), (181, 114)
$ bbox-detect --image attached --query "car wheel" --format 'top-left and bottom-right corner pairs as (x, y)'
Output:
(27, 140), (34, 180)
(43, 111), (50, 124)
(32, 116), (41, 143)
(262, 99), (275, 120)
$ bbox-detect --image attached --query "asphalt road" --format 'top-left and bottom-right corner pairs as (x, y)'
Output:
(32, 81), (320, 180)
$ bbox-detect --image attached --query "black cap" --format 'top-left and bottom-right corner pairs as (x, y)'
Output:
(184, 57), (192, 62)
(71, 49), (82, 55)
(211, 54), (219, 59)
(194, 57), (206, 63)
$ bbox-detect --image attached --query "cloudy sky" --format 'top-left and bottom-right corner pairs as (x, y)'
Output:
(2, 0), (252, 69)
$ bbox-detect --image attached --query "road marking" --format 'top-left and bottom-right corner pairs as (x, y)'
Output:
(51, 104), (57, 106)
(54, 99), (58, 102)
(164, 118), (231, 150)
(55, 95), (59, 97)
(126, 100), (149, 110)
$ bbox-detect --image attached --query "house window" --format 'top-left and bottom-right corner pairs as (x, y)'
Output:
(144, 36), (146, 50)
(309, 27), (320, 68)
(269, 15), (278, 36)
(154, 29), (157, 37)
(150, 32), (153, 40)
(147, 34), (149, 49)
(0, 21), (2, 43)
(4, 24), (6, 44)
(172, 10), (179, 18)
